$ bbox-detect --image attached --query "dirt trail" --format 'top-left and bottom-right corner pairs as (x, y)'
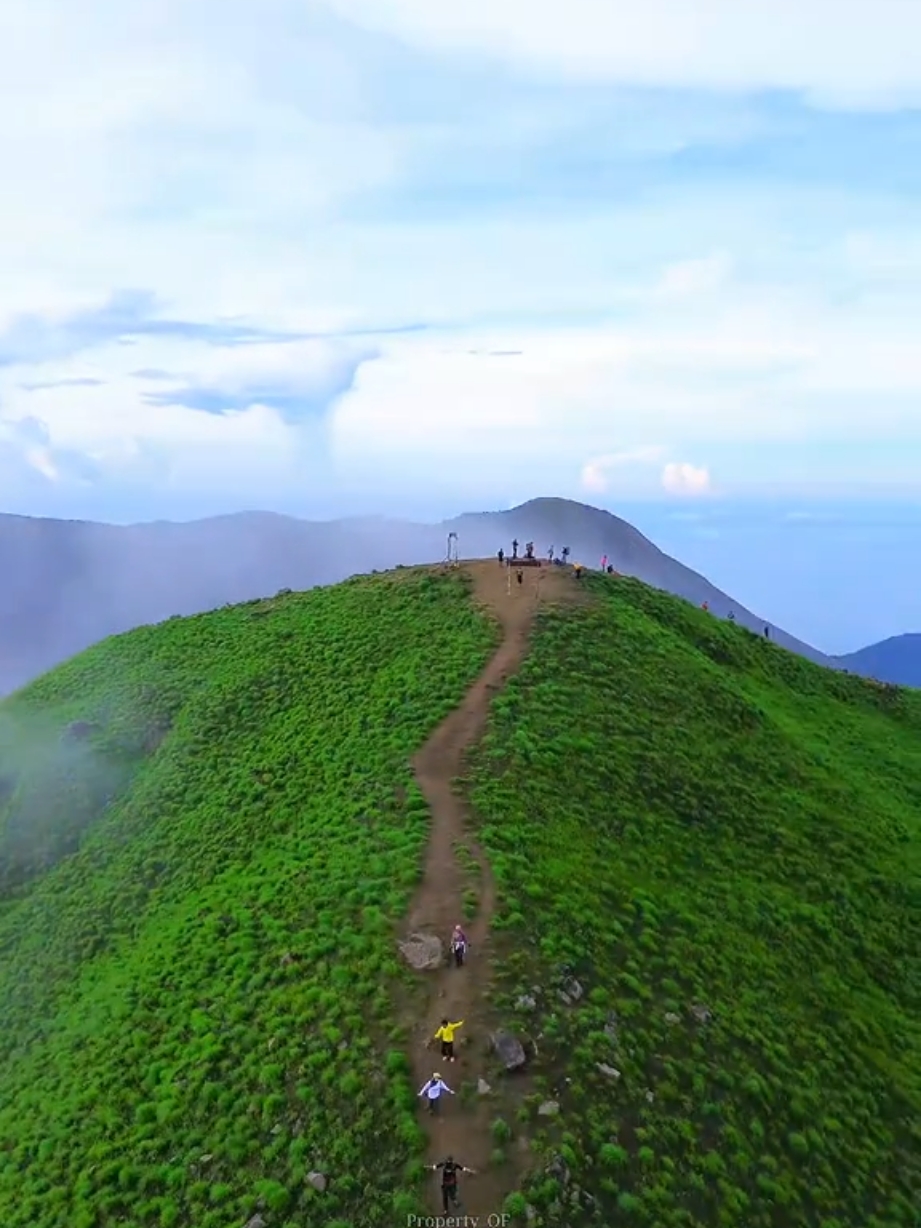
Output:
(401, 559), (581, 1218)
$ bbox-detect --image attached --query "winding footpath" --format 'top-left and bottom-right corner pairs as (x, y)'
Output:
(400, 559), (580, 1217)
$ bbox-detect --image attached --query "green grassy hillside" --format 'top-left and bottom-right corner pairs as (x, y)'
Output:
(469, 573), (920, 1228)
(0, 568), (498, 1228)
(1, 564), (918, 1228)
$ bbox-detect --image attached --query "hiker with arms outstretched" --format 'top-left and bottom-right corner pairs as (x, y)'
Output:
(428, 1155), (476, 1213)
(418, 1072), (454, 1115)
(434, 1017), (464, 1062)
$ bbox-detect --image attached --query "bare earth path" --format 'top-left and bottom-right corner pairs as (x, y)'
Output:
(401, 559), (581, 1218)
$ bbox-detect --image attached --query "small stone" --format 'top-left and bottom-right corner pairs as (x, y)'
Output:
(597, 1063), (621, 1079)
(538, 1099), (560, 1116)
(244, 1216), (267, 1228)
(562, 977), (584, 1001)
(516, 994), (537, 1010)
(477, 1078), (492, 1095)
(306, 1171), (327, 1193)
(664, 1012), (681, 1025)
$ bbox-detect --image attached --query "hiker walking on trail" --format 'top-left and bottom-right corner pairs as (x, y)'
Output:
(434, 1017), (464, 1062)
(516, 568), (524, 586)
(497, 547), (504, 565)
(419, 1072), (454, 1115)
(451, 924), (468, 967)
(428, 1156), (476, 1214)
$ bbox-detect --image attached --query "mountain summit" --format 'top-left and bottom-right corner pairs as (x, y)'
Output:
(0, 498), (831, 695)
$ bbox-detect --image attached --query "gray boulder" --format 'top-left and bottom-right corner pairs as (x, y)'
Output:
(491, 1029), (527, 1070)
(397, 932), (443, 970)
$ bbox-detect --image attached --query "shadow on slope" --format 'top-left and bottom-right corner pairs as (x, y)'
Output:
(467, 571), (920, 1228)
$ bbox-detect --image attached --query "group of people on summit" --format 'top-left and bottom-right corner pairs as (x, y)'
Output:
(492, 542), (774, 638)
(495, 541), (618, 583)
(417, 925), (478, 1212)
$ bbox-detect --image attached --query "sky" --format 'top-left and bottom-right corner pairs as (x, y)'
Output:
(1, 0), (920, 643)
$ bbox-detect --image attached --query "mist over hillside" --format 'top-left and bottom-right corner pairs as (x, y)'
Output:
(0, 496), (839, 695)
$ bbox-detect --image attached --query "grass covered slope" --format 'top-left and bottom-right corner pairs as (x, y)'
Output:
(0, 568), (498, 1228)
(469, 573), (920, 1228)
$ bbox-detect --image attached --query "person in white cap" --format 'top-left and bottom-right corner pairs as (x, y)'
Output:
(418, 1072), (454, 1115)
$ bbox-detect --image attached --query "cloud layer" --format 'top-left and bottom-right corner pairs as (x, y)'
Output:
(1, 0), (920, 521)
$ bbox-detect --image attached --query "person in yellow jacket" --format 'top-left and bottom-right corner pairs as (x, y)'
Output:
(434, 1018), (464, 1062)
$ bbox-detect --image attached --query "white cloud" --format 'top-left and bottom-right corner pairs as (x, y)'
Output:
(661, 461), (712, 496)
(320, 0), (921, 108)
(580, 447), (665, 492)
(653, 252), (733, 301)
(0, 0), (920, 518)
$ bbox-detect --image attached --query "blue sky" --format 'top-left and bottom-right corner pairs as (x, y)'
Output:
(0, 0), (920, 642)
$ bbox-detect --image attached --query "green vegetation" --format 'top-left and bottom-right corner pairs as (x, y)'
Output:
(469, 573), (920, 1228)
(0, 568), (498, 1228)
(2, 560), (919, 1228)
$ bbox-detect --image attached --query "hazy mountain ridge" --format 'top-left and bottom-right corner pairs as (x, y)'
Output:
(0, 495), (906, 695)
(832, 633), (921, 687)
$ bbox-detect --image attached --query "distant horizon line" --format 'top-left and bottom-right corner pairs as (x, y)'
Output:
(3, 491), (921, 530)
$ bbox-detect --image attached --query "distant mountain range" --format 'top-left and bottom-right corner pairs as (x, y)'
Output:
(831, 634), (921, 687)
(0, 496), (916, 694)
